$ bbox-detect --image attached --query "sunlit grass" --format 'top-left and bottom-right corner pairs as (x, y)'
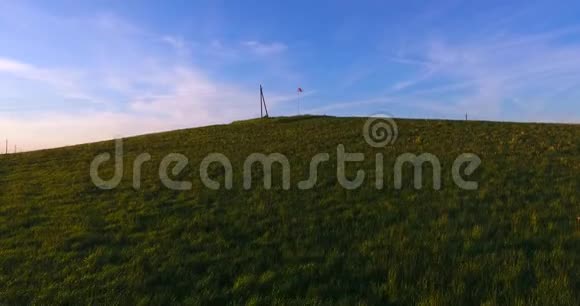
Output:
(0, 116), (578, 304)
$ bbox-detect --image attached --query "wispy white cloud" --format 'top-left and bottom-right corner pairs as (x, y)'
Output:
(0, 60), (265, 150)
(241, 40), (287, 56)
(0, 57), (74, 88)
(0, 5), (295, 151)
(0, 56), (282, 150)
(382, 29), (580, 121)
(0, 57), (107, 105)
(161, 35), (192, 57)
(129, 67), (259, 123)
(390, 68), (435, 91)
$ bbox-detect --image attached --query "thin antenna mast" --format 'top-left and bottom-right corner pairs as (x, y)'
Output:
(260, 84), (269, 118)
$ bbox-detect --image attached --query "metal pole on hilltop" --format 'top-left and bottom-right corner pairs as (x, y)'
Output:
(298, 92), (300, 115)
(297, 87), (304, 116)
(260, 85), (269, 118)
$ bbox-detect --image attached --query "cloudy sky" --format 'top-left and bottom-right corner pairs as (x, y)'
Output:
(1, 0), (579, 150)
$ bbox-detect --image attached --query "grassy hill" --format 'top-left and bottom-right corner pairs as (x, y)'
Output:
(0, 116), (578, 305)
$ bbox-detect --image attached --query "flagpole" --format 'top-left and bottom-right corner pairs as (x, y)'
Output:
(297, 87), (303, 116)
(296, 87), (304, 116)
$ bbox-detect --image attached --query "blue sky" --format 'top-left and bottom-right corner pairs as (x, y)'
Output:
(1, 0), (579, 150)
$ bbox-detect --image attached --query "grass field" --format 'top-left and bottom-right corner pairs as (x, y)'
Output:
(0, 116), (578, 305)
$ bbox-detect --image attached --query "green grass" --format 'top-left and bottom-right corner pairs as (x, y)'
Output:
(0, 116), (578, 305)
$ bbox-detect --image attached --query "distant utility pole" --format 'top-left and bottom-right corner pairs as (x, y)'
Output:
(5, 139), (7, 154)
(465, 113), (468, 121)
(260, 84), (269, 118)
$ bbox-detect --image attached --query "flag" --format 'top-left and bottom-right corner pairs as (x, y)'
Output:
(297, 87), (303, 93)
